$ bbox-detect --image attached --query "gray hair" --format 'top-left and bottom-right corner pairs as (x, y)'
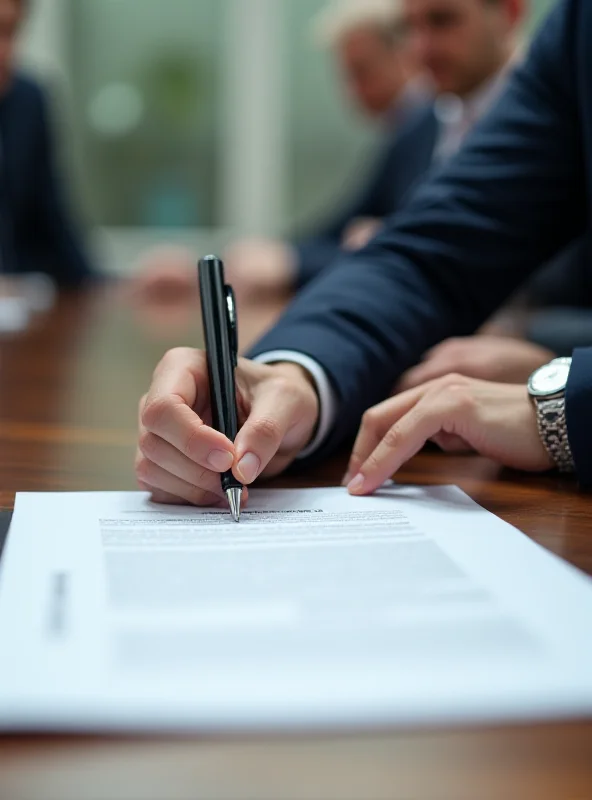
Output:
(312, 0), (406, 50)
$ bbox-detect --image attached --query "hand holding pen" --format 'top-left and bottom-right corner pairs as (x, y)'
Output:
(135, 257), (319, 514)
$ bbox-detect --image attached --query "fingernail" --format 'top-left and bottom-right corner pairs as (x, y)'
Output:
(347, 473), (366, 495)
(237, 452), (261, 484)
(342, 470), (353, 487)
(207, 449), (234, 472)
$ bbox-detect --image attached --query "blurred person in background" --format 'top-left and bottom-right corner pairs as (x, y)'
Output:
(134, 0), (427, 301)
(135, 0), (592, 375)
(0, 0), (96, 290)
(384, 0), (592, 390)
(276, 0), (592, 390)
(0, 0), (184, 310)
(136, 0), (524, 304)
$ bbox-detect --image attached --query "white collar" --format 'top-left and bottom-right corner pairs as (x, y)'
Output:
(433, 64), (511, 128)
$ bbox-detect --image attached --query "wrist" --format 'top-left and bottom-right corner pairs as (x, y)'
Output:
(269, 360), (317, 394)
(269, 361), (320, 439)
(528, 357), (574, 473)
(251, 351), (338, 459)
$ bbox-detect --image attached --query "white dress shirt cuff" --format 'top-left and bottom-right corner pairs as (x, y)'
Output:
(253, 350), (338, 459)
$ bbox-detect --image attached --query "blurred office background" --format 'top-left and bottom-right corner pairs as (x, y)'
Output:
(17, 0), (556, 275)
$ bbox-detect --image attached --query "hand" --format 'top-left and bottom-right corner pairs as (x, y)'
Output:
(125, 246), (197, 305)
(224, 238), (297, 298)
(341, 217), (383, 251)
(136, 348), (319, 506)
(398, 335), (555, 392)
(345, 374), (552, 496)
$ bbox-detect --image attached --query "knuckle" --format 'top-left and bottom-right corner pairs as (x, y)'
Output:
(250, 415), (282, 444)
(445, 358), (471, 378)
(363, 450), (384, 476)
(454, 389), (477, 412)
(361, 407), (381, 431)
(159, 346), (192, 368)
(182, 424), (206, 460)
(187, 484), (217, 507)
(154, 347), (205, 381)
(348, 453), (364, 474)
(440, 372), (468, 389)
(269, 372), (313, 409)
(382, 425), (401, 451)
(153, 349), (179, 379)
(193, 465), (214, 491)
(142, 395), (172, 432)
(433, 345), (451, 360)
(432, 340), (457, 359)
(135, 455), (154, 483)
(443, 382), (476, 412)
(445, 338), (463, 352)
(138, 430), (159, 459)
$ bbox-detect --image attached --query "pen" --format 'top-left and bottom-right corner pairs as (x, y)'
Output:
(198, 255), (243, 522)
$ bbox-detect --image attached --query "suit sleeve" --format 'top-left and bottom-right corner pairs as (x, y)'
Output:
(566, 348), (592, 487)
(32, 87), (97, 288)
(525, 236), (592, 308)
(291, 137), (399, 288)
(249, 0), (588, 462)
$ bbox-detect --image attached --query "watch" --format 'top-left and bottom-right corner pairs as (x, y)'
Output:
(527, 357), (574, 473)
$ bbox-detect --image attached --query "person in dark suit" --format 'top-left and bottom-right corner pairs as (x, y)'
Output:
(136, 0), (562, 376)
(132, 0), (426, 302)
(0, 73), (96, 287)
(136, 0), (592, 504)
(321, 0), (591, 393)
(226, 0), (528, 294)
(0, 0), (96, 287)
(224, 0), (428, 296)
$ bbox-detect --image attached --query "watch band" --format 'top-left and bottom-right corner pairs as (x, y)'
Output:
(534, 396), (575, 473)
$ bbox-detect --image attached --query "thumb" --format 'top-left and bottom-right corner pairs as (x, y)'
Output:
(233, 372), (316, 484)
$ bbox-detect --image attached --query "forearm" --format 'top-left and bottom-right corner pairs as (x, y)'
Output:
(251, 2), (586, 460)
(291, 238), (342, 288)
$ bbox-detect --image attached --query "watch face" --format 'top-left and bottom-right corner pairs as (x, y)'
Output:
(529, 359), (571, 397)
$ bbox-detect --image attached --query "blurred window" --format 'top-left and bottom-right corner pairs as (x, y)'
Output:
(52, 0), (558, 232)
(67, 0), (222, 228)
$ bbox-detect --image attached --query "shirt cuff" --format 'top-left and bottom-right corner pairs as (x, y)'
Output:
(252, 350), (338, 459)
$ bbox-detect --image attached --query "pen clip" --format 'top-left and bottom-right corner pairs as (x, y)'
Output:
(225, 285), (238, 368)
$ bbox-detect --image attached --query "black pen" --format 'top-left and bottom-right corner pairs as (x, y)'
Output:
(198, 256), (243, 522)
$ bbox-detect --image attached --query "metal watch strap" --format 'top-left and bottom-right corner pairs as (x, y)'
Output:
(534, 396), (575, 473)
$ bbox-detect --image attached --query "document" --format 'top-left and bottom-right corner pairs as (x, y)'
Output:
(0, 485), (591, 732)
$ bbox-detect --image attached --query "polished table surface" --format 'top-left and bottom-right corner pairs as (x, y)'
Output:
(0, 288), (591, 800)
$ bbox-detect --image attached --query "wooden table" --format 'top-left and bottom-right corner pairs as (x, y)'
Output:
(1, 288), (591, 800)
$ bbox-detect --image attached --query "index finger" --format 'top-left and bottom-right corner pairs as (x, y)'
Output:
(345, 382), (431, 483)
(348, 386), (468, 495)
(142, 347), (235, 465)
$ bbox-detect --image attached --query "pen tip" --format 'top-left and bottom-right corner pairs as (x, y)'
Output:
(226, 487), (242, 523)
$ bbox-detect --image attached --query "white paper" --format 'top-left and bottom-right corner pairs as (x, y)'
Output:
(0, 485), (591, 732)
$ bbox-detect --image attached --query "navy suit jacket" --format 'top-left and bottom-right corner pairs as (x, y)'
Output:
(292, 104), (437, 288)
(0, 74), (95, 287)
(251, 0), (592, 486)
